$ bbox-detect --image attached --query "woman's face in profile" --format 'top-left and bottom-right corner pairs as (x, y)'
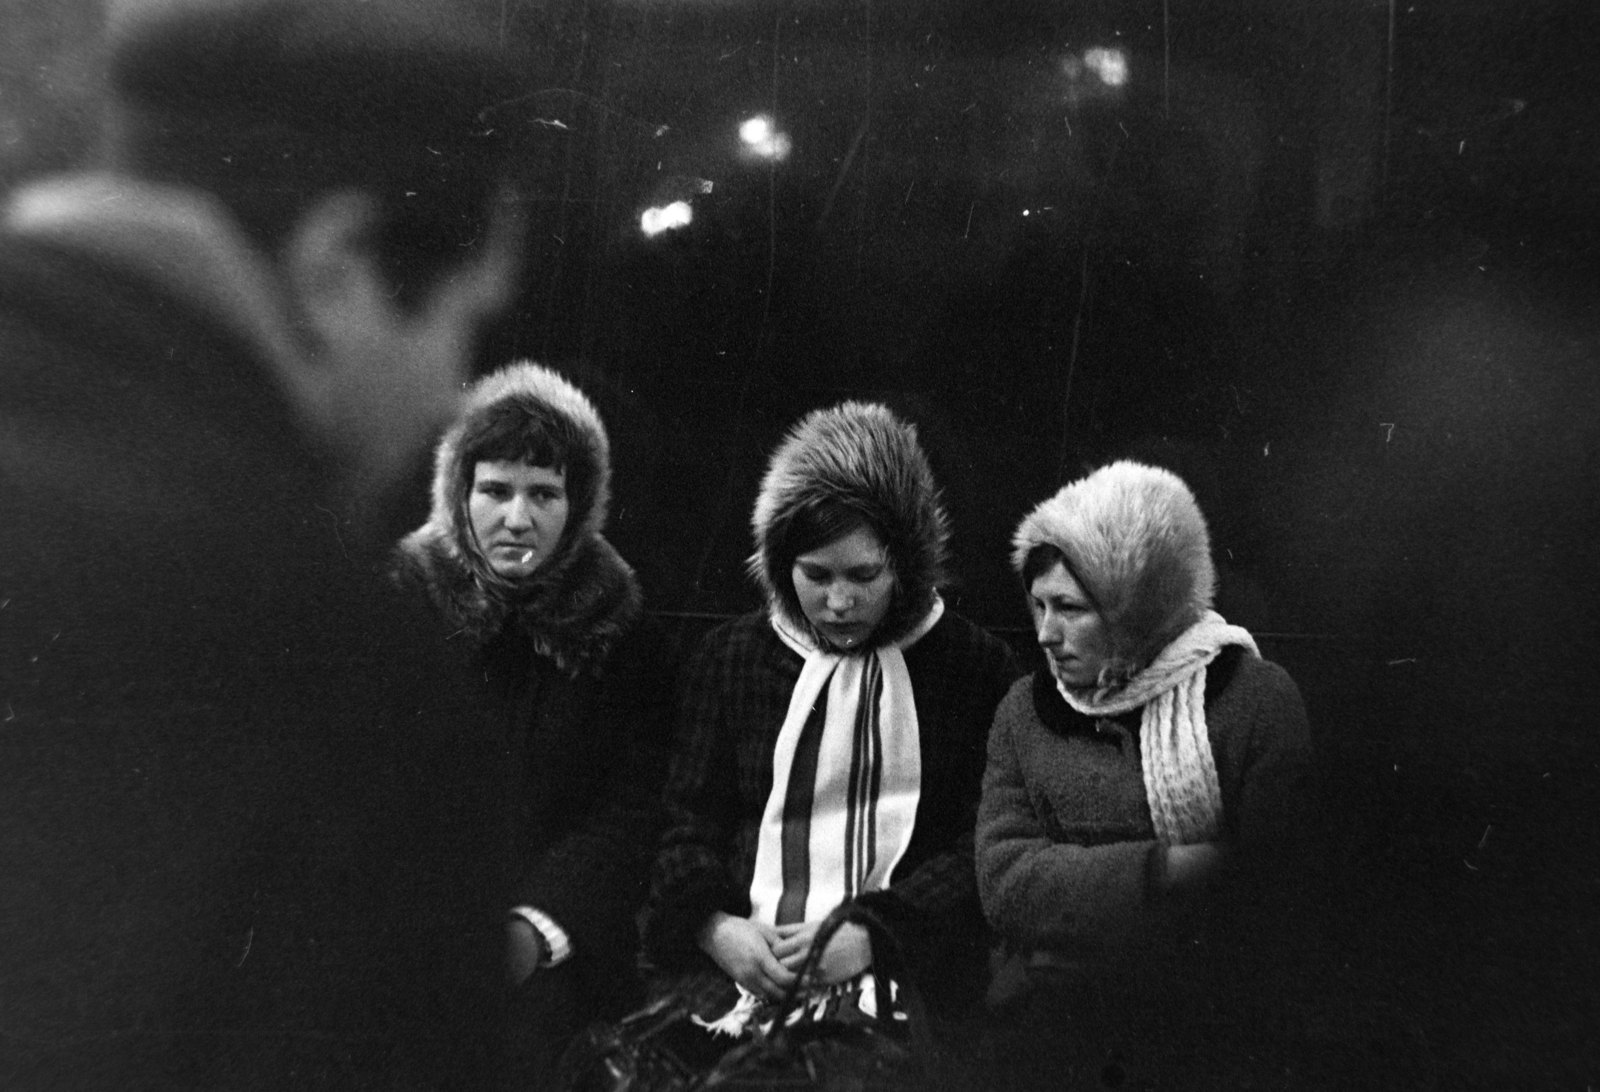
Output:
(791, 524), (895, 651)
(1029, 560), (1110, 687)
(468, 459), (570, 579)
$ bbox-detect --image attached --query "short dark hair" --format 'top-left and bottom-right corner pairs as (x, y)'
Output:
(1020, 542), (1106, 616)
(454, 395), (592, 520)
(771, 498), (880, 570)
(1020, 543), (1066, 588)
(102, 0), (528, 309)
(763, 497), (899, 617)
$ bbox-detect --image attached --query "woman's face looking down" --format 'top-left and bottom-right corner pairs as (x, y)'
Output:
(468, 459), (570, 579)
(1029, 559), (1111, 688)
(792, 524), (895, 651)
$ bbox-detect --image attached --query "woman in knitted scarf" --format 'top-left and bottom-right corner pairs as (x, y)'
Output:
(976, 460), (1314, 1084)
(392, 361), (676, 1087)
(642, 402), (1018, 1048)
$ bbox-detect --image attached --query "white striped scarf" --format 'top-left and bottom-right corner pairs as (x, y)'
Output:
(749, 596), (943, 926)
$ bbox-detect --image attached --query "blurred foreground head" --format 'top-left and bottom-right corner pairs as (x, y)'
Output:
(97, 0), (532, 499)
(102, 0), (526, 297)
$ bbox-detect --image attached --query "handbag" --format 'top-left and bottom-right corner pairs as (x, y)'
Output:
(555, 900), (934, 1092)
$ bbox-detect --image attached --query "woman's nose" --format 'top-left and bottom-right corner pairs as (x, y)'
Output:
(825, 584), (855, 612)
(1036, 612), (1061, 646)
(503, 498), (533, 529)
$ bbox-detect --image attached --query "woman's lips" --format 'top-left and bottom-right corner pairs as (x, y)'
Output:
(491, 543), (537, 563)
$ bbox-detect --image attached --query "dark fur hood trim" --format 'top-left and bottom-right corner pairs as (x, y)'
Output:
(394, 362), (640, 675)
(1011, 460), (1215, 686)
(748, 402), (949, 649)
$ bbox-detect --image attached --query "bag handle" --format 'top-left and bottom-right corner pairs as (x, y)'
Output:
(694, 898), (935, 1090)
(775, 899), (908, 1027)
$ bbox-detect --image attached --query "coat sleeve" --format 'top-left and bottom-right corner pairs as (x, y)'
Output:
(1217, 656), (1318, 901)
(975, 685), (1162, 953)
(514, 620), (678, 976)
(875, 622), (1019, 919)
(639, 627), (747, 971)
(856, 620), (1020, 1001)
(1231, 659), (1315, 844)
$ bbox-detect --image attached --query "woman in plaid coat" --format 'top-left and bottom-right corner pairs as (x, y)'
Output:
(641, 402), (1018, 1031)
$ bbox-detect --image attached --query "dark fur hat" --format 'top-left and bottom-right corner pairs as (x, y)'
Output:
(395, 362), (639, 674)
(423, 361), (611, 561)
(1012, 460), (1215, 685)
(749, 402), (949, 649)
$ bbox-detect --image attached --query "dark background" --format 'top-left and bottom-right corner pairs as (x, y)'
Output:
(4, 0), (1596, 1086)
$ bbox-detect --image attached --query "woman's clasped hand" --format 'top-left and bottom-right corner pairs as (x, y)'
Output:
(698, 912), (874, 999)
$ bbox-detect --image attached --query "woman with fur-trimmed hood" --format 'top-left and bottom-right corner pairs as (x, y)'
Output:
(642, 402), (1018, 1037)
(392, 361), (676, 1083)
(976, 462), (1314, 1045)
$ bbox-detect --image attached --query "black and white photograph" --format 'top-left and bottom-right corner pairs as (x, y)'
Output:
(2, 1), (1595, 1088)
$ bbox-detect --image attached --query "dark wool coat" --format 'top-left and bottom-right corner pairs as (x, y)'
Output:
(392, 364), (677, 1031)
(977, 646), (1314, 956)
(390, 541), (675, 1017)
(0, 225), (507, 1087)
(643, 609), (1018, 1008)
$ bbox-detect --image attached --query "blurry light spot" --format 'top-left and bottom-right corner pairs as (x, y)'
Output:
(1085, 47), (1127, 87)
(640, 201), (693, 237)
(740, 116), (774, 146)
(738, 115), (792, 162)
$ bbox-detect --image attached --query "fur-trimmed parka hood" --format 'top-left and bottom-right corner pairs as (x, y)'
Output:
(749, 402), (949, 650)
(394, 361), (641, 675)
(1011, 460), (1215, 689)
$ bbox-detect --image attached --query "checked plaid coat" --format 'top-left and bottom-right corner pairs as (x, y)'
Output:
(642, 608), (1018, 1011)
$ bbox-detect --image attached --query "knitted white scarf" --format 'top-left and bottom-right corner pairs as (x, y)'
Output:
(1054, 611), (1257, 845)
(749, 596), (944, 926)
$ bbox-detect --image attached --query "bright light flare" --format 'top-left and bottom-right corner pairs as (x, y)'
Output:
(640, 200), (693, 237)
(1084, 48), (1127, 87)
(738, 114), (792, 162)
(740, 116), (773, 146)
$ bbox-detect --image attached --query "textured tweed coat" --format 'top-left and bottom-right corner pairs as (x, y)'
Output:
(977, 646), (1313, 955)
(642, 403), (1019, 1008)
(980, 460), (1315, 960)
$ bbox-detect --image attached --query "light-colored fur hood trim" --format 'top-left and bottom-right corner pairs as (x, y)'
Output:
(1012, 461), (1215, 686)
(749, 402), (949, 649)
(395, 361), (640, 675)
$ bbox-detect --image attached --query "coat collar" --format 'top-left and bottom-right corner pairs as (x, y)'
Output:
(396, 524), (641, 677)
